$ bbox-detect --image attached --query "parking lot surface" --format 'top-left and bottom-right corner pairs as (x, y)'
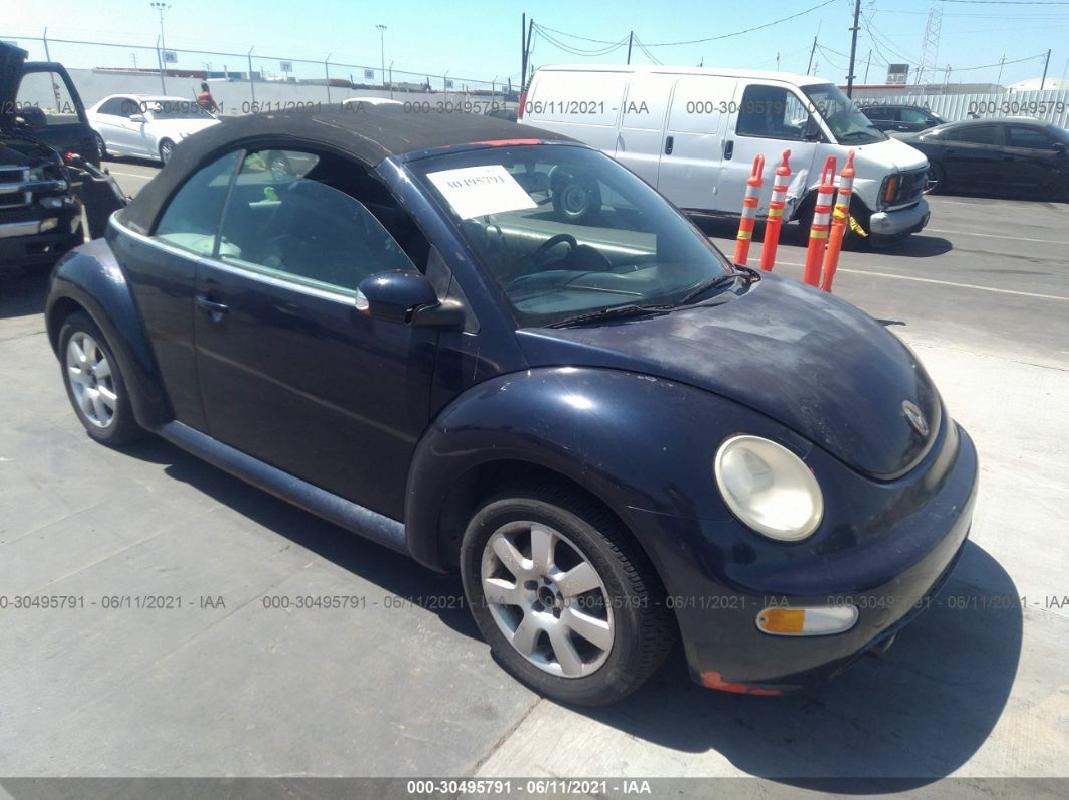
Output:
(1, 163), (1066, 791)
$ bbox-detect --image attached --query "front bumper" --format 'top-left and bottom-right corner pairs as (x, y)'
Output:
(625, 421), (978, 694)
(0, 207), (83, 268)
(868, 197), (931, 238)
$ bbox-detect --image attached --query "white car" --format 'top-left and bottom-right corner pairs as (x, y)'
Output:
(87, 94), (219, 165)
(341, 96), (403, 110)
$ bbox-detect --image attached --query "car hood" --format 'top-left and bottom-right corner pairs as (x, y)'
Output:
(517, 272), (941, 479)
(850, 135), (929, 172)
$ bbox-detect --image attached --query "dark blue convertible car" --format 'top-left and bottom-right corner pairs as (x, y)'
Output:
(45, 107), (978, 705)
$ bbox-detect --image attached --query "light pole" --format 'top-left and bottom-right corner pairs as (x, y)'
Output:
(376, 24), (387, 88)
(150, 2), (172, 53)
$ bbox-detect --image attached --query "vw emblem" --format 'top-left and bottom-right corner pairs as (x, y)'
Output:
(902, 400), (930, 437)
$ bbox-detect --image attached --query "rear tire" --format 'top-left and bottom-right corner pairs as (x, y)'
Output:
(94, 133), (109, 161)
(59, 312), (143, 446)
(461, 488), (675, 706)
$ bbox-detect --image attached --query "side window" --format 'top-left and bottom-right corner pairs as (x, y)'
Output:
(954, 125), (1000, 145)
(97, 98), (121, 116)
(863, 106), (890, 120)
(215, 149), (416, 293)
(153, 150), (241, 254)
(736, 84), (808, 140)
(15, 70), (79, 129)
(119, 98), (143, 117)
(1007, 126), (1053, 149)
(899, 107), (929, 124)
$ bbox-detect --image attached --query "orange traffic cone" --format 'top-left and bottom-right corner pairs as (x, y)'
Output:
(802, 156), (837, 286)
(820, 150), (856, 293)
(733, 154), (765, 266)
(759, 149), (791, 271)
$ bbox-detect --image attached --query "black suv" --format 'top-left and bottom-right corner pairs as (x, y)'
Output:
(1, 42), (121, 270)
(859, 103), (946, 134)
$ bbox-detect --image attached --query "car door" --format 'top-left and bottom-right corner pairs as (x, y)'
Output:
(109, 97), (146, 154)
(92, 97), (129, 152)
(718, 82), (818, 216)
(656, 74), (737, 212)
(1004, 124), (1063, 194)
(614, 72), (675, 188)
(192, 147), (439, 519)
(940, 123), (1006, 192)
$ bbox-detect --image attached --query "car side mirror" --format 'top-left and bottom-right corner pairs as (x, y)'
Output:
(1052, 141), (1067, 154)
(356, 270), (465, 329)
(128, 113), (147, 123)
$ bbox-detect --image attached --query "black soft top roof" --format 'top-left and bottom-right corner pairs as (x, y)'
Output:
(121, 105), (573, 233)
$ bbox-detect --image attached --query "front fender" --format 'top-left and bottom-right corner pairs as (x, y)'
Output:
(404, 367), (809, 572)
(46, 239), (171, 428)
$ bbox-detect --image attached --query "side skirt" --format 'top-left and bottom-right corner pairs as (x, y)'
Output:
(158, 421), (408, 555)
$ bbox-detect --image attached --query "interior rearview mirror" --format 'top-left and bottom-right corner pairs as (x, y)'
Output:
(356, 271), (465, 329)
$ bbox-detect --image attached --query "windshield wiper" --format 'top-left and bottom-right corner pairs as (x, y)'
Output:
(545, 303), (675, 329)
(677, 267), (758, 305)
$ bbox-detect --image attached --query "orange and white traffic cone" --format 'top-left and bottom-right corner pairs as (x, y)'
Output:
(733, 154), (765, 266)
(759, 149), (791, 271)
(820, 150), (856, 293)
(802, 156), (837, 287)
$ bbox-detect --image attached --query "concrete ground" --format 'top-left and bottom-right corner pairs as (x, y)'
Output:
(0, 162), (1066, 794)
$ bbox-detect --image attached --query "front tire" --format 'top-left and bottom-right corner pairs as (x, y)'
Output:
(159, 138), (175, 165)
(59, 312), (142, 446)
(94, 133), (109, 161)
(927, 161), (946, 195)
(461, 489), (675, 706)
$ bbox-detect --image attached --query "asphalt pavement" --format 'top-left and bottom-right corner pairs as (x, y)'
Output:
(0, 162), (1066, 793)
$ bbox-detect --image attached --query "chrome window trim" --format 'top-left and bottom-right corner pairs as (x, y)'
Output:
(110, 214), (355, 305)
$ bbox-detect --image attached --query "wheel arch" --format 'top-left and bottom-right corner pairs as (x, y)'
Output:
(46, 241), (172, 429)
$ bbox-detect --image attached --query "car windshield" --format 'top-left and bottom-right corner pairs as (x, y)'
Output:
(803, 84), (887, 144)
(146, 100), (214, 120)
(409, 145), (733, 328)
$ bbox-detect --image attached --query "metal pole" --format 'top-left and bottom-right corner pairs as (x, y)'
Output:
(627, 31), (633, 65)
(996, 55), (1006, 86)
(42, 27), (51, 61)
(807, 36), (817, 75)
(376, 25), (387, 89)
(1040, 48), (1051, 91)
(325, 54), (332, 103)
(247, 47), (255, 107)
(156, 36), (167, 93)
(944, 65), (951, 87)
(864, 49), (871, 83)
(846, 0), (861, 98)
(523, 19), (534, 92)
(389, 62), (394, 98)
(521, 13), (527, 91)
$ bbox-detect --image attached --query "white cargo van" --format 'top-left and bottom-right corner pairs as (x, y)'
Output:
(520, 65), (931, 244)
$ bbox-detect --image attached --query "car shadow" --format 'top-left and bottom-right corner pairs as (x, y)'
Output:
(133, 436), (480, 640)
(579, 541), (1020, 790)
(0, 265), (50, 319)
(122, 435), (1018, 789)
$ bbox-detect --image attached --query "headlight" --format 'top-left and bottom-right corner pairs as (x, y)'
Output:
(714, 435), (823, 542)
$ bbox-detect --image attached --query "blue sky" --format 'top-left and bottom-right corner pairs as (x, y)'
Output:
(4, 0), (1069, 88)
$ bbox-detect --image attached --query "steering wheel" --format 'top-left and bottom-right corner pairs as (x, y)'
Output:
(532, 233), (578, 267)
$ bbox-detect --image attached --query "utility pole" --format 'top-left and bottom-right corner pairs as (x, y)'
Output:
(1040, 48), (1051, 91)
(521, 14), (527, 92)
(863, 49), (871, 83)
(944, 64), (951, 88)
(846, 0), (861, 98)
(376, 24), (387, 88)
(522, 18), (535, 92)
(807, 35), (817, 75)
(776, 51), (780, 71)
(627, 31), (634, 65)
(996, 54), (1006, 86)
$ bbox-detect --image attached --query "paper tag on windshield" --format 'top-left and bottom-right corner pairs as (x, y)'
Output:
(426, 165), (537, 220)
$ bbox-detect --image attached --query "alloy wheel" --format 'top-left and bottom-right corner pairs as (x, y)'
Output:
(65, 332), (117, 428)
(481, 521), (614, 678)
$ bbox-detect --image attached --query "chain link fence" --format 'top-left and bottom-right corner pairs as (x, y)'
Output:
(3, 33), (519, 113)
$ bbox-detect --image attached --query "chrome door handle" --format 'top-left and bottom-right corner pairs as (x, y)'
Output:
(195, 295), (229, 321)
